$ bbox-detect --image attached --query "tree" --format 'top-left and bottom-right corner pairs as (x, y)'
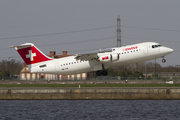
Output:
(0, 59), (23, 77)
(0, 70), (7, 77)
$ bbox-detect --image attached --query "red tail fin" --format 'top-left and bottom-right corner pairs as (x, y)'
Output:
(10, 43), (53, 65)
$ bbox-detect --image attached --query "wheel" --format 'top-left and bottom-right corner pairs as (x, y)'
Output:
(162, 59), (166, 63)
(102, 71), (107, 76)
(96, 71), (102, 76)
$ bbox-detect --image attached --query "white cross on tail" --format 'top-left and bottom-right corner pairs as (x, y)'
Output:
(26, 50), (36, 61)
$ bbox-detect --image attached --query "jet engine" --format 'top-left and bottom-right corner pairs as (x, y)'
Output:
(99, 53), (119, 62)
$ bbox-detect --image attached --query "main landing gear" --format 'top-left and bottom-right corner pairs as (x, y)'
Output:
(96, 70), (107, 76)
(96, 64), (108, 76)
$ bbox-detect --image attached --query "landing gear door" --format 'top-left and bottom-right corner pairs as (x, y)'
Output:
(93, 64), (103, 71)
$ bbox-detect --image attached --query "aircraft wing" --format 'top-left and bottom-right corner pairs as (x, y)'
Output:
(75, 48), (112, 61)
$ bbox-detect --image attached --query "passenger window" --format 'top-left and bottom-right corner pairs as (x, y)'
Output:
(66, 63), (68, 65)
(74, 62), (76, 64)
(72, 62), (73, 64)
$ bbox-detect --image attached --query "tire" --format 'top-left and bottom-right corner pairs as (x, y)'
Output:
(102, 71), (107, 76)
(96, 71), (102, 76)
(162, 59), (166, 63)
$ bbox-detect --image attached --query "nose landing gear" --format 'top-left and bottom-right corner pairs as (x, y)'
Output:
(162, 57), (166, 63)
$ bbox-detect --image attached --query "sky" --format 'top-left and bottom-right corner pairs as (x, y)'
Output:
(0, 0), (180, 67)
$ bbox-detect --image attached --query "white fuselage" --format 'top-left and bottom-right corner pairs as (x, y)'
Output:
(29, 42), (173, 75)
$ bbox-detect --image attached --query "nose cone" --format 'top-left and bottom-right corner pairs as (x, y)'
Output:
(167, 48), (174, 53)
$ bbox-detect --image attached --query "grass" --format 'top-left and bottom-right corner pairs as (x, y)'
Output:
(0, 84), (180, 88)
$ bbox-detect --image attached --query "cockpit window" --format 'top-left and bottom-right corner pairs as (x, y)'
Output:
(152, 45), (162, 48)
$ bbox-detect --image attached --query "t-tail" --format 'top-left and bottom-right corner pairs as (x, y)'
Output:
(10, 43), (53, 67)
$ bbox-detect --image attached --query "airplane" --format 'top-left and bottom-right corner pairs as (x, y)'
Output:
(10, 42), (173, 76)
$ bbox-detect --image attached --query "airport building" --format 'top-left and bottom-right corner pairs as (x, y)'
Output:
(19, 51), (96, 80)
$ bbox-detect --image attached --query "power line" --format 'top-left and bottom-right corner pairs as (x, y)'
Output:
(0, 25), (179, 41)
(0, 36), (116, 51)
(122, 25), (180, 32)
(1, 35), (178, 52)
(122, 36), (180, 43)
(0, 25), (116, 41)
(38, 36), (116, 47)
(1, 24), (180, 41)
